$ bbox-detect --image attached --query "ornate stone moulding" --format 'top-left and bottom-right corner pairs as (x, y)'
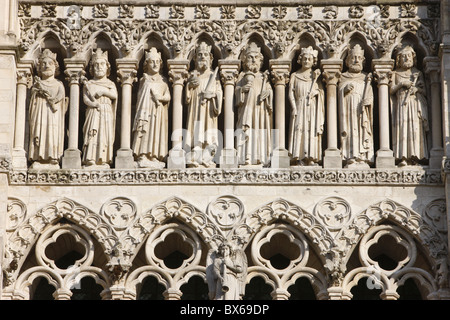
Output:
(8, 167), (443, 185)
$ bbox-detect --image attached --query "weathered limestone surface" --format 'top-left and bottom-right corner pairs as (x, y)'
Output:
(0, 0), (449, 301)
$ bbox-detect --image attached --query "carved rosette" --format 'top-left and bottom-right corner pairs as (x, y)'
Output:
(101, 197), (137, 231)
(207, 195), (244, 231)
(424, 199), (447, 234)
(314, 197), (352, 232)
(7, 198), (27, 232)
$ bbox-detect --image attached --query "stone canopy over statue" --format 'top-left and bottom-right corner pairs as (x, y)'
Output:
(235, 42), (273, 167)
(132, 47), (171, 169)
(81, 48), (118, 169)
(338, 44), (374, 167)
(390, 45), (429, 166)
(288, 46), (325, 166)
(185, 41), (223, 168)
(28, 49), (68, 169)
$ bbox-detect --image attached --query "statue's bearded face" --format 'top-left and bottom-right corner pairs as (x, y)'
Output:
(399, 51), (414, 69)
(40, 57), (56, 78)
(245, 52), (261, 72)
(93, 58), (108, 78)
(195, 50), (211, 71)
(347, 53), (364, 73)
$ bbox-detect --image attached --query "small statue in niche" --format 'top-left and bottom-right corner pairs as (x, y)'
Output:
(235, 42), (273, 167)
(81, 48), (118, 168)
(185, 41), (223, 168)
(132, 48), (171, 169)
(338, 44), (374, 167)
(28, 49), (68, 169)
(390, 45), (429, 166)
(288, 46), (325, 166)
(206, 241), (247, 300)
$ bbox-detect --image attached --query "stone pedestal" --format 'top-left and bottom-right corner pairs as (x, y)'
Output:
(115, 149), (135, 169)
(220, 148), (238, 168)
(61, 149), (81, 169)
(168, 148), (186, 169)
(323, 148), (342, 168)
(271, 148), (291, 168)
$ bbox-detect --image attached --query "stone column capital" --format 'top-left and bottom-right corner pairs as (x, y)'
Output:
(372, 59), (394, 86)
(16, 61), (34, 87)
(167, 59), (189, 85)
(219, 59), (240, 86)
(321, 59), (343, 86)
(116, 59), (139, 86)
(424, 56), (441, 84)
(64, 68), (86, 85)
(269, 59), (291, 86)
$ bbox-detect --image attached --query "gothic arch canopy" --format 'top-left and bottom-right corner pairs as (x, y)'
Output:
(5, 197), (120, 281)
(337, 199), (447, 268)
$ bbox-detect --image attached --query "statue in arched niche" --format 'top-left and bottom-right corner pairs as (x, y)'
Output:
(338, 44), (374, 167)
(132, 48), (171, 169)
(390, 45), (429, 166)
(28, 49), (68, 169)
(235, 42), (273, 167)
(81, 48), (118, 168)
(206, 241), (248, 300)
(288, 46), (325, 166)
(185, 41), (223, 168)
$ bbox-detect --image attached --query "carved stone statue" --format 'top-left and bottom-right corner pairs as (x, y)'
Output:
(390, 45), (429, 166)
(288, 46), (325, 166)
(185, 41), (223, 168)
(28, 49), (68, 169)
(81, 48), (118, 168)
(206, 242), (247, 300)
(235, 42), (273, 167)
(132, 48), (171, 169)
(338, 44), (374, 167)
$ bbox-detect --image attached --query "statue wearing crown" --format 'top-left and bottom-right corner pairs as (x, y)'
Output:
(132, 48), (171, 168)
(288, 46), (325, 166)
(28, 49), (68, 169)
(81, 48), (118, 168)
(235, 42), (273, 167)
(185, 41), (223, 168)
(338, 44), (374, 167)
(390, 45), (429, 166)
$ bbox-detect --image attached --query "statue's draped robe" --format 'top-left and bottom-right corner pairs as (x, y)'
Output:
(185, 69), (223, 155)
(28, 78), (67, 162)
(132, 73), (171, 161)
(288, 71), (324, 163)
(82, 79), (118, 165)
(235, 71), (273, 166)
(338, 72), (374, 163)
(390, 68), (429, 161)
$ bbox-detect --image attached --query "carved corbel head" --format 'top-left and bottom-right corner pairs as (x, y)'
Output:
(171, 42), (185, 59)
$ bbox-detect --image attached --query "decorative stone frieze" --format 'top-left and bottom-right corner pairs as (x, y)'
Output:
(2, 1), (448, 301)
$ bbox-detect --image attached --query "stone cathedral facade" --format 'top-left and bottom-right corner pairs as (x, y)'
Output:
(0, 0), (449, 300)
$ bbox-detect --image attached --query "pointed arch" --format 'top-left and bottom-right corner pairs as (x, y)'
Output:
(187, 32), (223, 64)
(338, 199), (446, 269)
(134, 31), (170, 64)
(238, 32), (272, 68)
(120, 196), (226, 265)
(391, 31), (429, 70)
(5, 198), (120, 283)
(231, 198), (335, 259)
